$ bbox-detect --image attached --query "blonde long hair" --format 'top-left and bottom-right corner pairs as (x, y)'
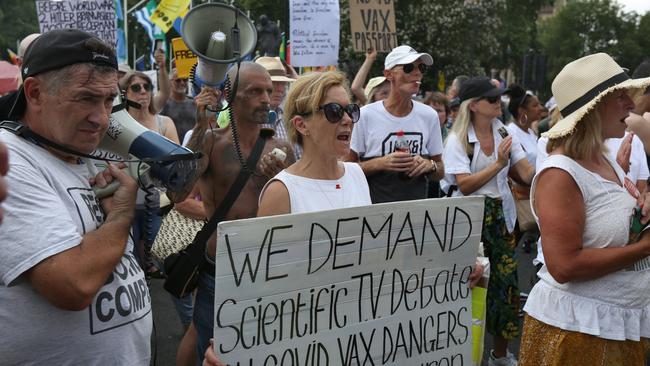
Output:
(546, 107), (607, 160)
(448, 99), (476, 155)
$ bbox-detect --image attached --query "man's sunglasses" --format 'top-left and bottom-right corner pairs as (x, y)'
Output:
(174, 78), (188, 84)
(398, 63), (428, 74)
(317, 103), (360, 123)
(480, 96), (500, 104)
(129, 83), (153, 93)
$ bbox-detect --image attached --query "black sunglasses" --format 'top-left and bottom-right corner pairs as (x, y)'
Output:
(481, 96), (500, 104)
(317, 103), (360, 123)
(399, 63), (428, 74)
(129, 83), (153, 93)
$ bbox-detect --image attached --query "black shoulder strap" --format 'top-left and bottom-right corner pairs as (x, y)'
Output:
(446, 138), (475, 198)
(193, 135), (266, 245)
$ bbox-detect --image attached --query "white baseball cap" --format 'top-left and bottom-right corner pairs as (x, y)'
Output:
(384, 45), (433, 70)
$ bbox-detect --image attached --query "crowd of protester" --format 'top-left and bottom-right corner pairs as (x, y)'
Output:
(2, 28), (650, 366)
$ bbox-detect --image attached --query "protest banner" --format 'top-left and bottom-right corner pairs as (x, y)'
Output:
(214, 197), (484, 365)
(35, 0), (117, 48)
(289, 0), (339, 67)
(349, 0), (398, 53)
(150, 0), (191, 33)
(171, 37), (197, 79)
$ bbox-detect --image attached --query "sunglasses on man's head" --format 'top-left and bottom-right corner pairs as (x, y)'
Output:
(480, 96), (500, 104)
(317, 103), (360, 123)
(129, 83), (152, 93)
(398, 63), (428, 74)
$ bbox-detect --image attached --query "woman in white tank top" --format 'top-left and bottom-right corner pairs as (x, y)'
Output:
(519, 53), (650, 366)
(258, 71), (371, 215)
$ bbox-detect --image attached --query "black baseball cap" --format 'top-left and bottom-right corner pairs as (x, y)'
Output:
(458, 77), (508, 102)
(9, 29), (118, 119)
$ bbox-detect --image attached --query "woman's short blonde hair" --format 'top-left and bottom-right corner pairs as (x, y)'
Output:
(284, 71), (350, 146)
(546, 104), (606, 160)
(118, 71), (157, 115)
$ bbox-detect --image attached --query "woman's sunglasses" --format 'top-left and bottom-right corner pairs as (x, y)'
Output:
(398, 63), (428, 74)
(480, 96), (500, 104)
(317, 103), (360, 123)
(129, 83), (153, 93)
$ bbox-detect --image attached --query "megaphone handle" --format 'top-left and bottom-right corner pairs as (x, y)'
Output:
(94, 180), (120, 199)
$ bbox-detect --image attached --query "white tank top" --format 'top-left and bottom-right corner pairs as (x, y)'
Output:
(260, 162), (371, 213)
(525, 154), (650, 341)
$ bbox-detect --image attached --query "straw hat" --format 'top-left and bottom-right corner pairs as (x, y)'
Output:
(254, 56), (295, 82)
(544, 53), (650, 139)
(364, 76), (386, 100)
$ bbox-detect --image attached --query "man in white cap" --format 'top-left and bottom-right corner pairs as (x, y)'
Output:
(348, 45), (445, 203)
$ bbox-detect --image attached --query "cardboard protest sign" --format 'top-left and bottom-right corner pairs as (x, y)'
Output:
(171, 37), (197, 79)
(35, 0), (117, 48)
(214, 197), (484, 365)
(289, 0), (339, 67)
(349, 0), (398, 53)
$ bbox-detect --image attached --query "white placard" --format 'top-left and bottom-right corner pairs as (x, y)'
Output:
(35, 0), (117, 49)
(289, 0), (340, 67)
(214, 197), (484, 365)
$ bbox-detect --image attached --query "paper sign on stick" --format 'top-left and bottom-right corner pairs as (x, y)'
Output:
(214, 197), (484, 365)
(171, 37), (196, 79)
(35, 0), (117, 48)
(289, 0), (339, 67)
(349, 0), (398, 52)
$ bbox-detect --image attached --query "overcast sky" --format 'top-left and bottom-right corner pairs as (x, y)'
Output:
(619, 0), (650, 14)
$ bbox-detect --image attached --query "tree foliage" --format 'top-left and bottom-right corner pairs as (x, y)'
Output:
(539, 0), (647, 84)
(0, 0), (39, 60)
(2, 0), (649, 94)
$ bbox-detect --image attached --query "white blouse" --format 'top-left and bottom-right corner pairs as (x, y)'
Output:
(442, 119), (527, 232)
(526, 154), (650, 341)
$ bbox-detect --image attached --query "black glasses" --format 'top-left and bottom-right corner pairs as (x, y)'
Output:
(317, 103), (360, 123)
(399, 63), (428, 74)
(129, 83), (152, 93)
(174, 78), (188, 84)
(481, 96), (500, 104)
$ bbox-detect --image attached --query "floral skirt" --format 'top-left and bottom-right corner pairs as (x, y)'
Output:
(519, 315), (650, 366)
(482, 197), (520, 339)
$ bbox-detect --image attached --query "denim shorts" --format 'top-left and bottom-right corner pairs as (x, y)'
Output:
(193, 271), (214, 365)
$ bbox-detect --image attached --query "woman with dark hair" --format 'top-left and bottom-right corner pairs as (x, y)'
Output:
(519, 53), (650, 366)
(118, 71), (180, 276)
(506, 84), (544, 252)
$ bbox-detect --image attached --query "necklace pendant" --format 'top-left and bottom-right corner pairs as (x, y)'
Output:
(335, 183), (341, 189)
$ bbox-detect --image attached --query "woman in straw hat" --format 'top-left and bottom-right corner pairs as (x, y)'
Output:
(519, 53), (650, 366)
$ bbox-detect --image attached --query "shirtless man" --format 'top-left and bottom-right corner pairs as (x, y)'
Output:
(180, 62), (295, 362)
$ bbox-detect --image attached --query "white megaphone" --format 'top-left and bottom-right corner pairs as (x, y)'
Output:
(92, 94), (201, 199)
(181, 3), (257, 93)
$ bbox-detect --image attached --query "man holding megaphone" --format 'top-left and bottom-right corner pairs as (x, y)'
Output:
(0, 30), (151, 364)
(181, 62), (295, 363)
